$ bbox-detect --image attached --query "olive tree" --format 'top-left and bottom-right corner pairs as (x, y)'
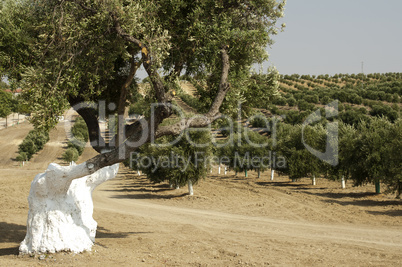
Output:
(0, 0), (286, 254)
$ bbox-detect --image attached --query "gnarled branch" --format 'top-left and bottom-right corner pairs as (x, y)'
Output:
(84, 46), (231, 173)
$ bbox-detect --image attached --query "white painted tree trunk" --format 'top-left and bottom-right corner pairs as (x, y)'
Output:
(270, 169), (274, 181)
(341, 176), (346, 189)
(218, 164), (221, 175)
(188, 180), (193, 196)
(19, 162), (119, 254)
(312, 175), (316, 186)
(224, 166), (227, 175)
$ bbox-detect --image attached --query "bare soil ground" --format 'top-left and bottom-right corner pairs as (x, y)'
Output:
(0, 122), (401, 266)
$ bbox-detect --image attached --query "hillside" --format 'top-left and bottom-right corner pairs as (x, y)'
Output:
(272, 73), (401, 124)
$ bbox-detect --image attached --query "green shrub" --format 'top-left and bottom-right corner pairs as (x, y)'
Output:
(219, 121), (243, 137)
(179, 94), (204, 112)
(16, 152), (28, 162)
(68, 116), (89, 156)
(67, 138), (85, 155)
(18, 138), (37, 160)
(29, 131), (50, 150)
(272, 97), (287, 106)
(250, 113), (268, 128)
(297, 99), (315, 111)
(287, 97), (297, 107)
(17, 128), (50, 161)
(62, 147), (79, 163)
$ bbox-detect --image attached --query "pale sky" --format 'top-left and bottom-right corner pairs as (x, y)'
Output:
(265, 0), (402, 75)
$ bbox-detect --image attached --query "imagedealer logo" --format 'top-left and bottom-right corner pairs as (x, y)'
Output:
(302, 101), (339, 166)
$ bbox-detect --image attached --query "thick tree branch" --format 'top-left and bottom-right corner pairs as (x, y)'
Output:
(117, 56), (141, 117)
(207, 46), (230, 117)
(111, 13), (168, 104)
(115, 56), (141, 146)
(84, 46), (231, 173)
(155, 113), (223, 138)
(155, 47), (230, 137)
(68, 96), (105, 153)
(64, 5), (232, 174)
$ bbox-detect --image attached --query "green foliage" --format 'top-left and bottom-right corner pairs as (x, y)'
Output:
(369, 104), (399, 122)
(218, 121), (243, 137)
(62, 147), (79, 163)
(16, 152), (28, 162)
(178, 94), (205, 113)
(133, 129), (213, 188)
(0, 89), (12, 118)
(249, 112), (269, 128)
(66, 117), (88, 157)
(18, 139), (36, 160)
(128, 100), (150, 117)
(287, 97), (297, 107)
(339, 109), (369, 126)
(217, 128), (270, 174)
(17, 129), (50, 161)
(242, 69), (281, 110)
(297, 99), (315, 111)
(0, 0), (286, 130)
(348, 118), (392, 186)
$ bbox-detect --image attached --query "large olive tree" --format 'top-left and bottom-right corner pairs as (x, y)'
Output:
(0, 0), (285, 253)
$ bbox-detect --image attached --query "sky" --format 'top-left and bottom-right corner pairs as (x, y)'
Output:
(264, 0), (402, 75)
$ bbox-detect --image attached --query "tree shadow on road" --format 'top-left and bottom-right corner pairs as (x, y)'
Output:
(111, 192), (189, 200)
(367, 210), (402, 217)
(302, 191), (402, 208)
(256, 181), (327, 190)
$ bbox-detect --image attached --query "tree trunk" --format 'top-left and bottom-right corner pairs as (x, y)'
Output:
(245, 169), (248, 177)
(18, 29), (232, 255)
(270, 169), (274, 181)
(258, 169), (261, 178)
(218, 164), (221, 175)
(224, 166), (227, 175)
(375, 181), (381, 194)
(341, 176), (346, 189)
(19, 162), (119, 254)
(312, 175), (316, 186)
(188, 180), (193, 196)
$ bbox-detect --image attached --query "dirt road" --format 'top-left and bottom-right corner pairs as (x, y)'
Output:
(0, 121), (401, 266)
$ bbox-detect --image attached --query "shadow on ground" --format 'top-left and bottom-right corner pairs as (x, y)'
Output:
(96, 226), (152, 239)
(367, 210), (402, 217)
(0, 222), (26, 256)
(111, 192), (189, 200)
